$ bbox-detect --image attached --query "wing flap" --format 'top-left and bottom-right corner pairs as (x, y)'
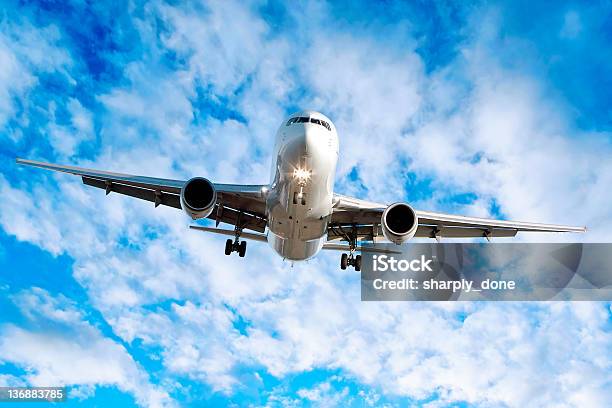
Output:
(328, 223), (519, 241)
(83, 177), (182, 209)
(416, 210), (586, 233)
(210, 205), (267, 232)
(415, 225), (517, 238)
(330, 209), (382, 225)
(217, 191), (267, 217)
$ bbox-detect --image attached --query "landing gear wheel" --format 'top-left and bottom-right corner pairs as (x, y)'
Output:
(225, 239), (233, 255)
(340, 253), (348, 270)
(355, 255), (362, 271)
(293, 192), (307, 205)
(238, 241), (247, 257)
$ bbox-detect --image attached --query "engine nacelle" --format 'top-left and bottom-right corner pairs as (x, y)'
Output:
(381, 202), (419, 245)
(180, 177), (217, 219)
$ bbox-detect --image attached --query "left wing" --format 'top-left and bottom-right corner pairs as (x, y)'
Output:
(16, 158), (268, 232)
(330, 193), (586, 241)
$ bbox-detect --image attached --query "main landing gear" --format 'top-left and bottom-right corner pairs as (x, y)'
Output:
(225, 222), (247, 257)
(336, 225), (361, 271)
(340, 252), (361, 271)
(225, 238), (246, 257)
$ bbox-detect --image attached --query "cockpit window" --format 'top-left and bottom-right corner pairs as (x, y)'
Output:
(286, 116), (331, 131)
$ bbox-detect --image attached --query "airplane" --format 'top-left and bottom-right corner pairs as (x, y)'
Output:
(16, 110), (586, 271)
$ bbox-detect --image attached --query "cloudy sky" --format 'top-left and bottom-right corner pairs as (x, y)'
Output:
(0, 0), (611, 406)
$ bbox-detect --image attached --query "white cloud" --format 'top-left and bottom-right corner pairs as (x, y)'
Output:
(47, 98), (95, 158)
(155, 0), (269, 96)
(0, 19), (71, 137)
(0, 37), (34, 133)
(0, 288), (174, 407)
(0, 374), (26, 387)
(296, 381), (349, 406)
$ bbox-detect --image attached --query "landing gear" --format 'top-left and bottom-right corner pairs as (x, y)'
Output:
(224, 237), (247, 257)
(293, 191), (306, 205)
(340, 253), (361, 271)
(224, 218), (247, 257)
(339, 240), (361, 272)
(334, 224), (362, 271)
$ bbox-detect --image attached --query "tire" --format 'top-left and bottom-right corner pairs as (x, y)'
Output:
(225, 239), (233, 256)
(340, 253), (348, 270)
(239, 241), (247, 257)
(355, 255), (362, 271)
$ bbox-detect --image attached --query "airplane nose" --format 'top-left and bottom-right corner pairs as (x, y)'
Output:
(282, 125), (326, 166)
(303, 126), (322, 155)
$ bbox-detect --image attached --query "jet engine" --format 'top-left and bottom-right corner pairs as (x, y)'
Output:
(381, 202), (419, 245)
(180, 177), (217, 219)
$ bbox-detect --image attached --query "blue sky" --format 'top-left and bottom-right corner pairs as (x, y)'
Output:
(0, 0), (611, 407)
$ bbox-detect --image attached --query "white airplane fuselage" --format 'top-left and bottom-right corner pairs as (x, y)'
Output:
(266, 111), (339, 260)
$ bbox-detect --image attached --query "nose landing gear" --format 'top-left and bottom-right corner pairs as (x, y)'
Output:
(293, 191), (307, 205)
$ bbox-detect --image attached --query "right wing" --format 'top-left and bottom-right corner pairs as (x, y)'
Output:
(330, 193), (586, 241)
(16, 158), (268, 232)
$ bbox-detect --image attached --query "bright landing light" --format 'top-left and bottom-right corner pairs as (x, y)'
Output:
(293, 168), (311, 181)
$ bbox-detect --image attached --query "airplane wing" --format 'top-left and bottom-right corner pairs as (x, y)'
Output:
(16, 158), (268, 232)
(330, 193), (586, 242)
